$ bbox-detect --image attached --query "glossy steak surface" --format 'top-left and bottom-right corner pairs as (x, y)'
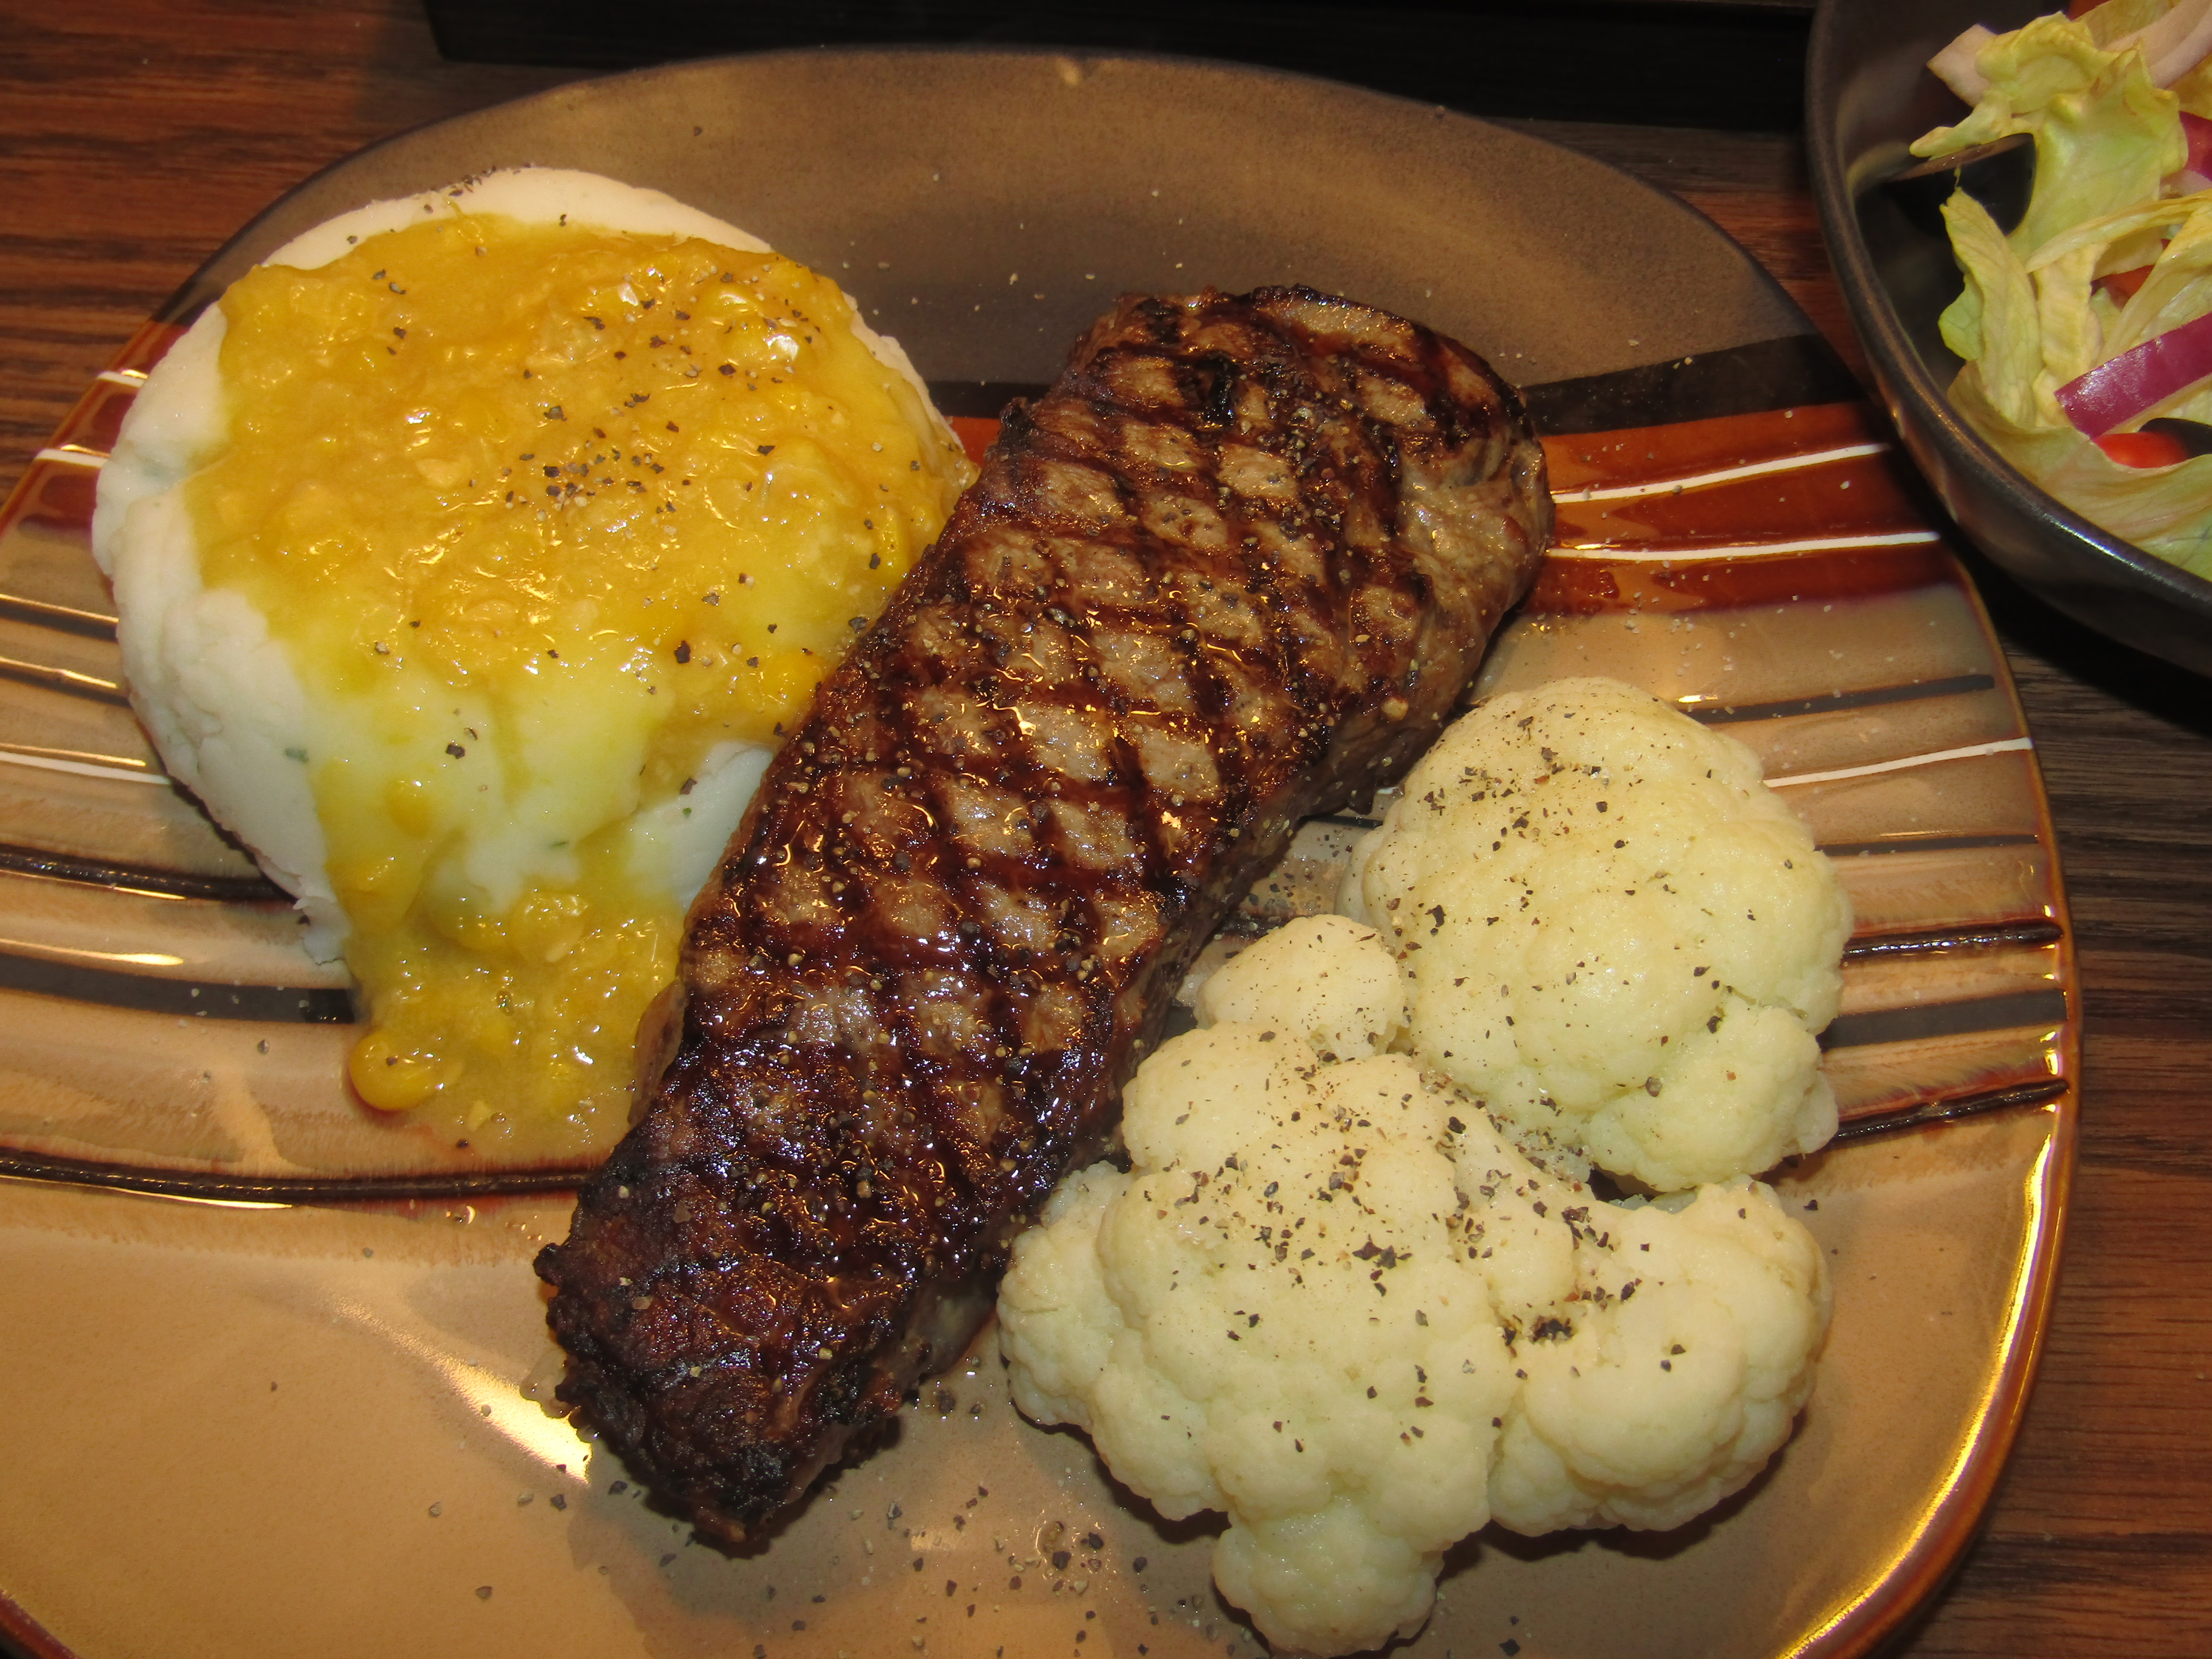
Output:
(537, 286), (1551, 1537)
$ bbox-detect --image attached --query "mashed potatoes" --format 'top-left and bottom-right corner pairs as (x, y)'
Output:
(92, 170), (974, 1155)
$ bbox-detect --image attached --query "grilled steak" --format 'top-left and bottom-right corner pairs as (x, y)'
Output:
(535, 286), (1551, 1539)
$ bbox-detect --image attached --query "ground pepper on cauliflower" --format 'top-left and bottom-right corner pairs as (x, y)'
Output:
(998, 916), (1832, 1659)
(1341, 675), (1852, 1193)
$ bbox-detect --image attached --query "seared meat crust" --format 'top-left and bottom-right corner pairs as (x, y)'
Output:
(535, 287), (1551, 1539)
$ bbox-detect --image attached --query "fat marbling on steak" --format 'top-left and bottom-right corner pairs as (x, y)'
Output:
(536, 286), (1552, 1538)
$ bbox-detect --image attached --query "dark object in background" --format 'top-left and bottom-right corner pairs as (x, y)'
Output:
(1881, 132), (2033, 240)
(1809, 0), (2212, 678)
(425, 0), (1814, 132)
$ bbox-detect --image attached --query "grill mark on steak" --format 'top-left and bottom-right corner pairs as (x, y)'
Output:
(535, 286), (1551, 1539)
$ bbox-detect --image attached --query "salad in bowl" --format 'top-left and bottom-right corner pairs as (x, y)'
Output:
(1918, 0), (2212, 580)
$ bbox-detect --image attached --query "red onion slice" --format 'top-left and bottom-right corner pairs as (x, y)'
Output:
(2055, 307), (2212, 435)
(2182, 111), (2212, 179)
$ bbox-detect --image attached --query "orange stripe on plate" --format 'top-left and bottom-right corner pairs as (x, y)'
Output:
(0, 459), (101, 542)
(1525, 541), (1957, 614)
(948, 415), (999, 468)
(105, 319), (188, 377)
(1539, 400), (1890, 490)
(1553, 448), (1926, 552)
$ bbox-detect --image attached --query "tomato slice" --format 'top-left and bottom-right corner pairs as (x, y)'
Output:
(2094, 429), (2190, 468)
(2096, 264), (2157, 304)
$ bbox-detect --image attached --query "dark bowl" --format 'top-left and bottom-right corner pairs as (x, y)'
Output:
(1809, 0), (2212, 675)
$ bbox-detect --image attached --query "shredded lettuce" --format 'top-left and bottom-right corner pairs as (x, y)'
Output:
(1939, 191), (2048, 424)
(1914, 15), (2181, 255)
(2168, 52), (2212, 116)
(1918, 1), (2212, 581)
(1948, 376), (2212, 577)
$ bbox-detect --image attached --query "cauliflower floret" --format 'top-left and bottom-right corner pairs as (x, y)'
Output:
(999, 919), (1832, 1658)
(1195, 911), (1410, 1060)
(1340, 676), (1852, 1192)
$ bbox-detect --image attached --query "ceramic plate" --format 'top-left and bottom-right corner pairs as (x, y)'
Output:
(0, 49), (2074, 1659)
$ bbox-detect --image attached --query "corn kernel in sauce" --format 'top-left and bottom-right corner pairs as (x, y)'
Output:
(191, 213), (973, 1156)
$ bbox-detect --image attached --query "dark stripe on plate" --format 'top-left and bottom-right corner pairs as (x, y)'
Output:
(0, 589), (119, 641)
(0, 950), (351, 1023)
(1819, 988), (2069, 1051)
(1842, 920), (2064, 960)
(1831, 1076), (2070, 1141)
(1820, 832), (2042, 857)
(0, 843), (288, 902)
(939, 339), (1864, 439)
(926, 381), (1045, 418)
(0, 1147), (589, 1205)
(1686, 673), (1997, 726)
(0, 653), (127, 705)
(1521, 335), (1864, 436)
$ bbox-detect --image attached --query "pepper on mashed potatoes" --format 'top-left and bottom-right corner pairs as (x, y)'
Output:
(92, 169), (975, 1156)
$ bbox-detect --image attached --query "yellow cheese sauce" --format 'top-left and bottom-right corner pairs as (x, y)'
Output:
(189, 213), (973, 1156)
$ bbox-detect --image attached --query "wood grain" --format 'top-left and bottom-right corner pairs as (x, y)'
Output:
(3, 5), (2209, 1655)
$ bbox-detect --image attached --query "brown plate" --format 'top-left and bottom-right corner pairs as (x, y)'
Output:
(0, 47), (2072, 1659)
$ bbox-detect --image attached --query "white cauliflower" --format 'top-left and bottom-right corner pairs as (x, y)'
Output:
(1341, 676), (1852, 1192)
(999, 917), (1832, 1658)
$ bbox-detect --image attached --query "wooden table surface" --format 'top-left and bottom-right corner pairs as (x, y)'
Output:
(3, 3), (2207, 1654)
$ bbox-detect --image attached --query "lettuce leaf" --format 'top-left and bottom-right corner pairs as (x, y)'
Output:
(1911, 13), (2181, 258)
(2101, 195), (2212, 350)
(1940, 190), (2048, 424)
(1951, 369), (2212, 580)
